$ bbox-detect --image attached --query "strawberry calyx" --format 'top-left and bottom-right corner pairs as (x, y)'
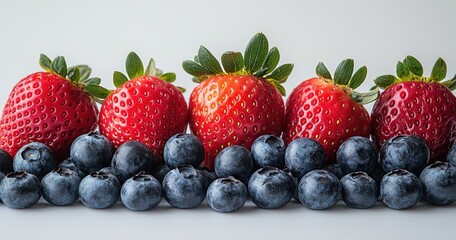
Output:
(113, 52), (185, 92)
(182, 33), (293, 96)
(374, 56), (456, 91)
(39, 54), (109, 104)
(316, 59), (378, 105)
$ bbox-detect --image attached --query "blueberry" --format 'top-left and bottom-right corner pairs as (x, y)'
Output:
(0, 148), (13, 174)
(420, 162), (456, 205)
(248, 167), (295, 209)
(121, 172), (162, 211)
(0, 171), (5, 182)
(214, 145), (254, 184)
(164, 133), (204, 169)
(70, 131), (114, 174)
(324, 164), (344, 179)
(380, 135), (429, 175)
(207, 176), (247, 213)
(99, 166), (121, 180)
(162, 165), (206, 209)
(13, 142), (56, 180)
(41, 167), (81, 206)
(298, 169), (341, 210)
(251, 135), (286, 168)
(285, 138), (326, 179)
(447, 143), (456, 166)
(150, 163), (171, 183)
(337, 136), (378, 175)
(380, 169), (422, 210)
(0, 172), (41, 209)
(59, 158), (87, 178)
(370, 161), (386, 184)
(111, 141), (154, 182)
(340, 172), (378, 209)
(200, 169), (217, 190)
(79, 171), (121, 209)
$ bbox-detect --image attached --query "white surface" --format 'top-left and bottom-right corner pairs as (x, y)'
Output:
(1, 0), (456, 240)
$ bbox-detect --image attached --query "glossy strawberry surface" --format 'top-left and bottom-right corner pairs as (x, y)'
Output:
(371, 81), (456, 162)
(190, 75), (284, 170)
(99, 76), (188, 162)
(283, 77), (371, 164)
(0, 72), (98, 161)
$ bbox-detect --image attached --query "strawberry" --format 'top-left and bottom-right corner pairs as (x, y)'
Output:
(372, 56), (456, 163)
(0, 54), (106, 161)
(183, 33), (293, 170)
(283, 59), (378, 164)
(99, 52), (188, 162)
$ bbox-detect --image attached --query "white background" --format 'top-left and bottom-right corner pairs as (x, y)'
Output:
(1, 0), (455, 240)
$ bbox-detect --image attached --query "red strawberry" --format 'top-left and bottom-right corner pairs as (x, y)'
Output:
(183, 33), (292, 170)
(0, 54), (106, 161)
(372, 56), (456, 162)
(283, 59), (378, 164)
(99, 52), (188, 162)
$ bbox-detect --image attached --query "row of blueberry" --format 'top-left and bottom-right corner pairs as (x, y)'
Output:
(0, 132), (455, 212)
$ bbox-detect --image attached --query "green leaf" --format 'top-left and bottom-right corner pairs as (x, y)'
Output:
(404, 56), (423, 77)
(113, 71), (128, 88)
(333, 59), (354, 85)
(254, 68), (268, 77)
(374, 74), (398, 89)
(348, 66), (367, 89)
(85, 84), (111, 99)
(194, 55), (200, 64)
(441, 74), (456, 91)
(198, 46), (223, 74)
(270, 81), (286, 96)
(266, 64), (294, 83)
(126, 52), (144, 79)
(144, 58), (158, 76)
(159, 72), (176, 83)
(262, 47), (280, 75)
(177, 86), (186, 93)
(74, 65), (91, 81)
(182, 60), (211, 78)
(244, 33), (269, 74)
(350, 87), (379, 105)
(396, 61), (411, 79)
(221, 51), (244, 73)
(316, 62), (332, 80)
(67, 67), (80, 83)
(430, 57), (447, 81)
(83, 77), (101, 85)
(51, 56), (68, 77)
(39, 54), (52, 72)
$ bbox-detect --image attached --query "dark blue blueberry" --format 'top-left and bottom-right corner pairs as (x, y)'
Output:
(70, 131), (114, 174)
(200, 169), (217, 190)
(251, 135), (286, 168)
(41, 167), (81, 206)
(150, 163), (171, 183)
(0, 172), (41, 209)
(59, 158), (87, 178)
(0, 171), (5, 182)
(380, 169), (422, 210)
(447, 143), (456, 166)
(420, 162), (456, 205)
(340, 172), (378, 209)
(248, 167), (295, 209)
(99, 166), (121, 180)
(79, 170), (121, 209)
(207, 176), (247, 213)
(337, 136), (378, 175)
(298, 169), (341, 210)
(214, 145), (254, 184)
(111, 141), (154, 182)
(0, 148), (13, 174)
(380, 135), (429, 175)
(285, 138), (326, 179)
(162, 165), (206, 209)
(370, 161), (386, 184)
(121, 172), (162, 211)
(13, 142), (56, 180)
(164, 133), (204, 169)
(324, 164), (344, 179)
